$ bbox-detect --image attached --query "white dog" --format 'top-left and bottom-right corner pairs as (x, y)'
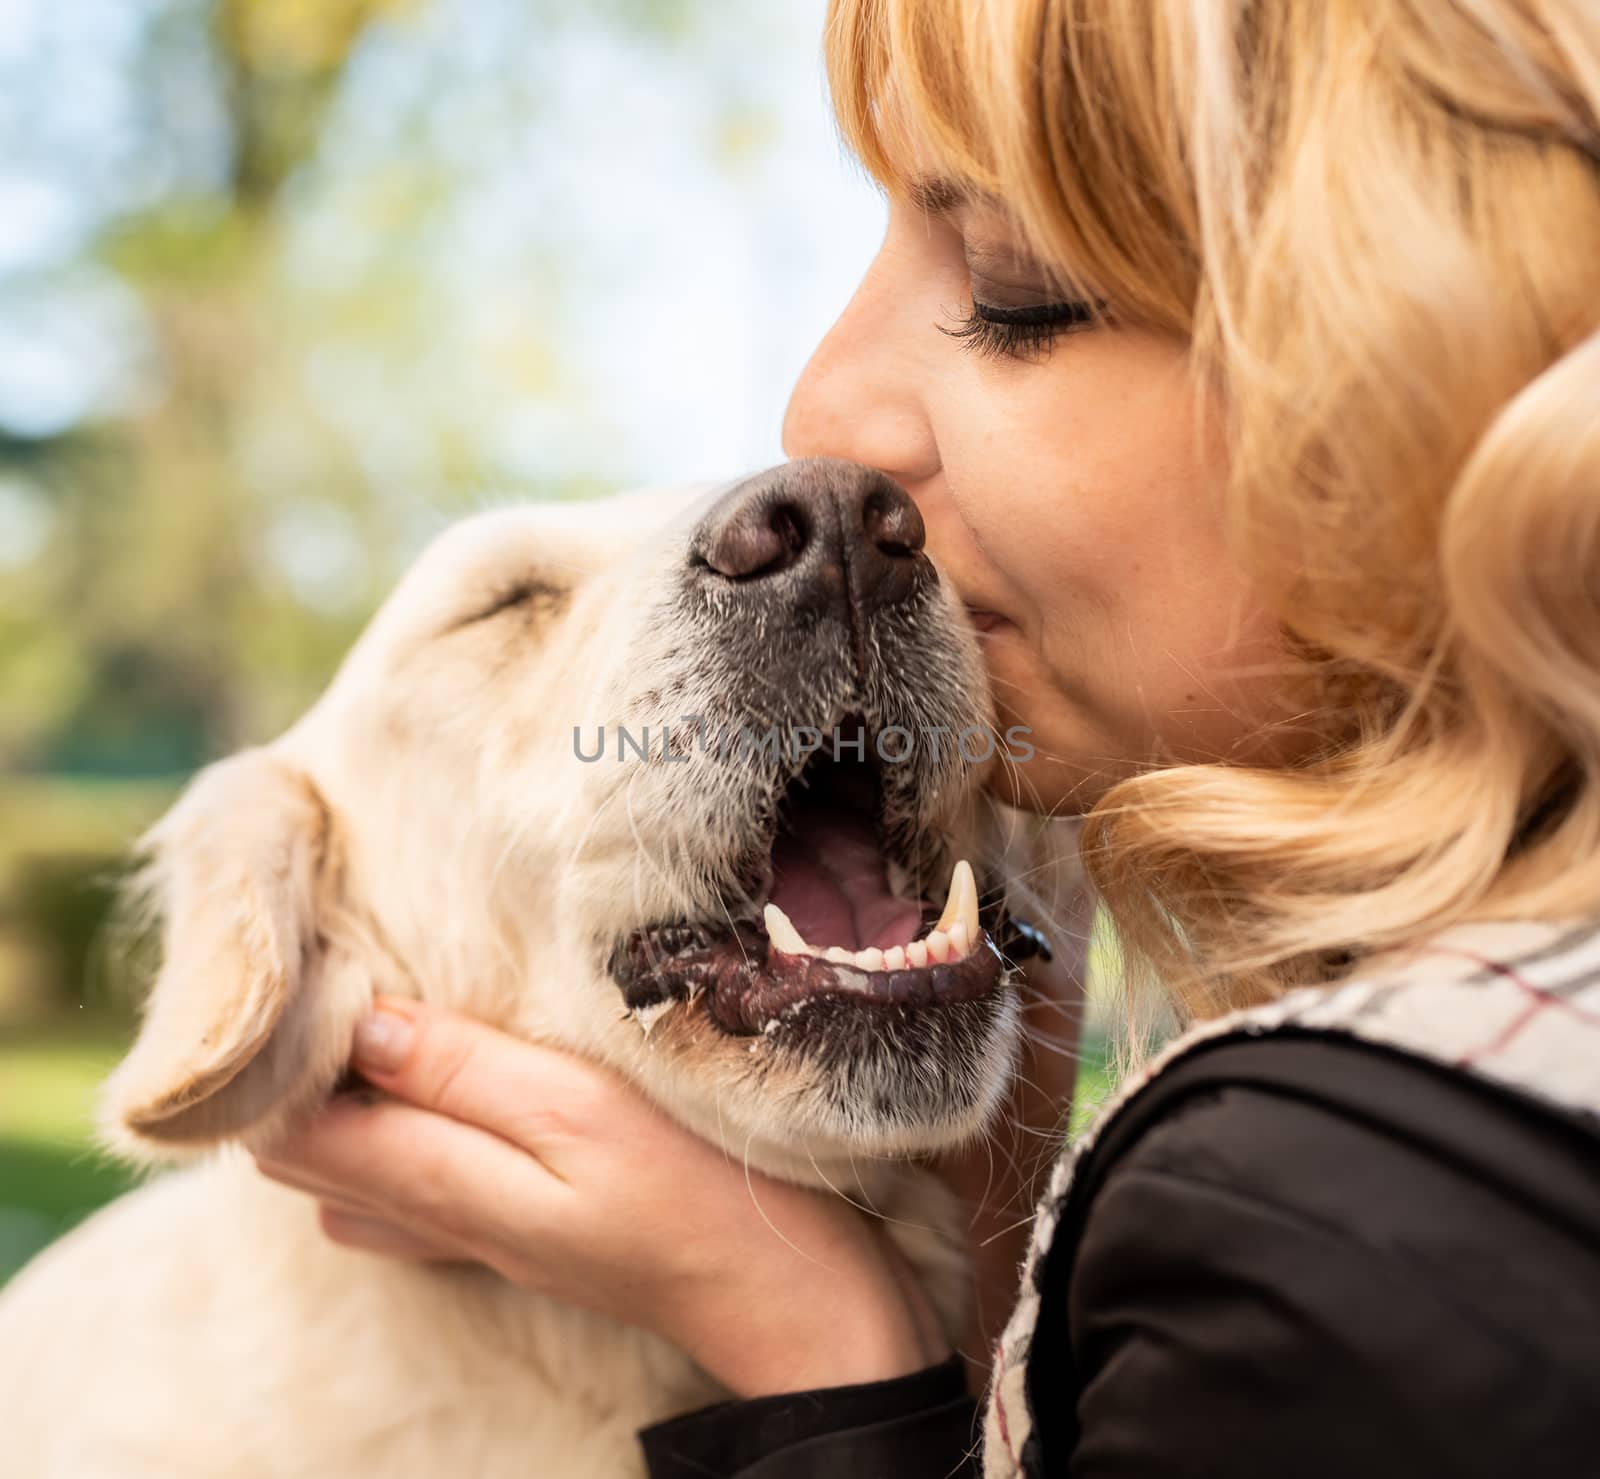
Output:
(0, 459), (1053, 1477)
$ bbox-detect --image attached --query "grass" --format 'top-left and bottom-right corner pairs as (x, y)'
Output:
(0, 774), (172, 1281)
(0, 1016), (140, 1286)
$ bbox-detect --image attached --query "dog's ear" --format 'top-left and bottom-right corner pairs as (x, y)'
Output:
(100, 748), (370, 1160)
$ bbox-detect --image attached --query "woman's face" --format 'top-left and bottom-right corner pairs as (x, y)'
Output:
(782, 181), (1295, 815)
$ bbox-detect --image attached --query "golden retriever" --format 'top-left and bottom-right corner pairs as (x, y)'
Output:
(0, 460), (1050, 1477)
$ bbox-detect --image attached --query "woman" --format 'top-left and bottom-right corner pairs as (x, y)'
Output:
(256, 1), (1600, 1473)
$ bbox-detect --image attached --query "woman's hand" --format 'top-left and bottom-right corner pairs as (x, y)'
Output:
(254, 997), (947, 1398)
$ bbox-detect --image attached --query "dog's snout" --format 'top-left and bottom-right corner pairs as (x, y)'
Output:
(693, 459), (928, 614)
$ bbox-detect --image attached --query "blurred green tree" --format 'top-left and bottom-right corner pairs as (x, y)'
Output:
(0, 0), (751, 779)
(0, 0), (775, 1013)
(2, 0), (415, 774)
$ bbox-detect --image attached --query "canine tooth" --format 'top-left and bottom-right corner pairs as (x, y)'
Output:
(906, 939), (929, 968)
(763, 903), (810, 956)
(925, 929), (952, 964)
(855, 946), (886, 972)
(934, 859), (981, 941)
(948, 921), (970, 958)
(824, 946), (854, 965)
(882, 946), (907, 971)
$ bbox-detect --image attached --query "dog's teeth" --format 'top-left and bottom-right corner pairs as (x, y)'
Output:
(763, 903), (810, 956)
(934, 858), (981, 941)
(765, 865), (983, 974)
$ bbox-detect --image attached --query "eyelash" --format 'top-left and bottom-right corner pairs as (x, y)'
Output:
(940, 299), (1099, 361)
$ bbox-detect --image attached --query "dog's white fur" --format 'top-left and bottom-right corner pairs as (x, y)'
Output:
(0, 481), (1030, 1477)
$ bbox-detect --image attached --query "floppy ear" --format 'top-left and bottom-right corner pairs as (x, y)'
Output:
(100, 748), (372, 1160)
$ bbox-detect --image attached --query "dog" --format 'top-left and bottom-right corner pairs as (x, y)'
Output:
(0, 459), (1053, 1477)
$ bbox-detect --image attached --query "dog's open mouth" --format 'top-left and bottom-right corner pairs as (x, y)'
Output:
(610, 716), (1020, 1037)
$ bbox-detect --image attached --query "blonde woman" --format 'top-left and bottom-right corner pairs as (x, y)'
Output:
(257, 1), (1600, 1473)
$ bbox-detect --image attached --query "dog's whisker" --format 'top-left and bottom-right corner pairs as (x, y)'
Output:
(740, 1131), (840, 1274)
(978, 1209), (1045, 1249)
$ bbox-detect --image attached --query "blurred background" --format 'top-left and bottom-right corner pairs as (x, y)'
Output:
(0, 0), (1112, 1286)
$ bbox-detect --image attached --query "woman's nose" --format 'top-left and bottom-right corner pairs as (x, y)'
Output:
(781, 248), (941, 487)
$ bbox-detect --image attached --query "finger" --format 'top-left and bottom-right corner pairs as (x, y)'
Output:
(255, 1148), (457, 1247)
(317, 1205), (466, 1263)
(258, 1155), (483, 1263)
(257, 1096), (564, 1250)
(254, 1147), (402, 1222)
(253, 1152), (384, 1214)
(347, 997), (633, 1167)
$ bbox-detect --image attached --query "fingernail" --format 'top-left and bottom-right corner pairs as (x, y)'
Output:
(352, 1005), (415, 1074)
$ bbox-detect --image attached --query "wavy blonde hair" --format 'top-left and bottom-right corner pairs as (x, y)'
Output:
(826, 0), (1600, 1019)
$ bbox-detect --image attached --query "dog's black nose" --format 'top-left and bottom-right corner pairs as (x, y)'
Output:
(692, 459), (928, 614)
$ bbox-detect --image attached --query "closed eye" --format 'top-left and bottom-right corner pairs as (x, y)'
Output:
(941, 299), (1101, 361)
(450, 577), (571, 632)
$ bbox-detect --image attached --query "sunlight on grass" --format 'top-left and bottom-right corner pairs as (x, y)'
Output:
(0, 1027), (130, 1147)
(0, 1020), (140, 1285)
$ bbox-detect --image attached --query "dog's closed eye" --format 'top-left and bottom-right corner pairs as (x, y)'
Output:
(450, 577), (571, 632)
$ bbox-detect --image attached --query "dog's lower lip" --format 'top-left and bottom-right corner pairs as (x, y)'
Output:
(610, 889), (1012, 1038)
(721, 930), (1006, 1035)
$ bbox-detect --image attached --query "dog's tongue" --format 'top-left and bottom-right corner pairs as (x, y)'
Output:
(769, 804), (922, 951)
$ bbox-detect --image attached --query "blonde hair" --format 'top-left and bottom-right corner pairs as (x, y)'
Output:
(827, 0), (1600, 1018)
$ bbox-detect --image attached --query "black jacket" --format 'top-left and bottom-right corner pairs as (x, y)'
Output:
(638, 1034), (1600, 1477)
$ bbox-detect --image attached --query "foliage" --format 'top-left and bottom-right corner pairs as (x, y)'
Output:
(0, 0), (775, 775)
(0, 777), (173, 1018)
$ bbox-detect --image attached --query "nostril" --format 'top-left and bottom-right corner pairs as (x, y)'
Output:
(770, 505), (808, 565)
(701, 500), (810, 580)
(861, 486), (925, 560)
